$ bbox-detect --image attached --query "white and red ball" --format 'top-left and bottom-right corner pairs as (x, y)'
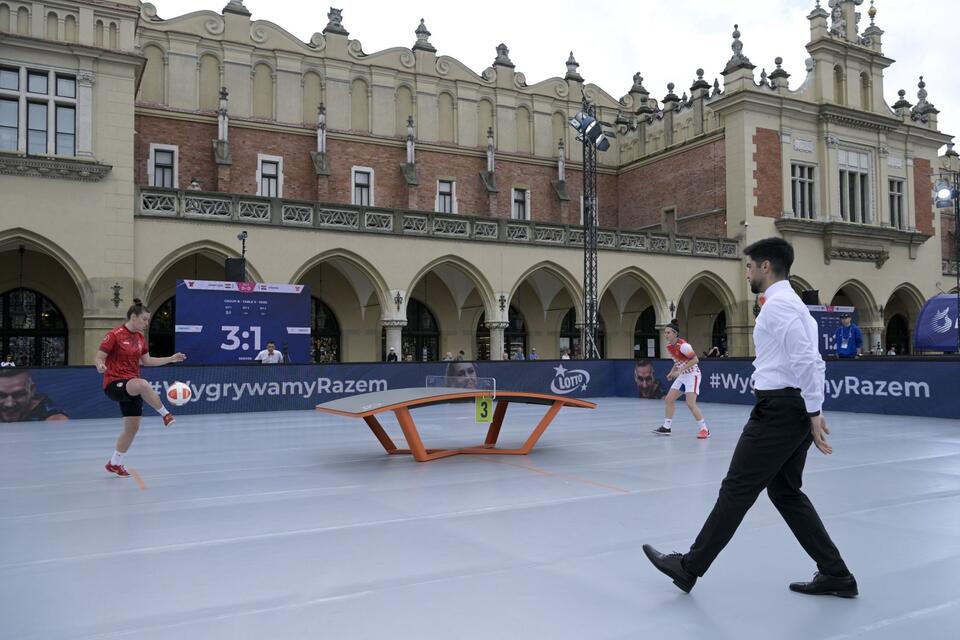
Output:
(166, 381), (192, 407)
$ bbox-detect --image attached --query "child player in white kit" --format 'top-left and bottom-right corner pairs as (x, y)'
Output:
(652, 320), (709, 439)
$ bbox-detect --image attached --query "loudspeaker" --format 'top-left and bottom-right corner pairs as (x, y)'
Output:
(225, 257), (246, 282)
(800, 289), (820, 306)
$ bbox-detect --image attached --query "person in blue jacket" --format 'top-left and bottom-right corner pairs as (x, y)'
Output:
(833, 313), (863, 358)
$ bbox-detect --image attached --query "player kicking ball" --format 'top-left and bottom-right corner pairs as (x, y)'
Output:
(95, 298), (186, 477)
(653, 320), (709, 439)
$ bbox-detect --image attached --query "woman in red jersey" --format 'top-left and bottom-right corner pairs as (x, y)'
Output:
(95, 299), (186, 477)
(652, 320), (709, 439)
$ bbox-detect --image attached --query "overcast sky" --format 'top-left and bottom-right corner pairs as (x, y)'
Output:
(150, 0), (959, 150)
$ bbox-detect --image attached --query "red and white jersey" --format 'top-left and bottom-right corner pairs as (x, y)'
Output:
(667, 338), (699, 372)
(99, 325), (148, 388)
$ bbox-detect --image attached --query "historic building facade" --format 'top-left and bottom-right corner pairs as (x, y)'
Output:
(1, 0), (956, 365)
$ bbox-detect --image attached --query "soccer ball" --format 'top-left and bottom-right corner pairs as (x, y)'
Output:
(166, 381), (192, 407)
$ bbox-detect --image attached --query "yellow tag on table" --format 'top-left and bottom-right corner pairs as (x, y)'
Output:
(475, 394), (493, 423)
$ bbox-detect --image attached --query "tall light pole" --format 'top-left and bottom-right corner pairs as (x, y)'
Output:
(935, 171), (960, 353)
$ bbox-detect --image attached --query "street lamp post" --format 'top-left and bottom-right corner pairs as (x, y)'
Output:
(935, 171), (960, 353)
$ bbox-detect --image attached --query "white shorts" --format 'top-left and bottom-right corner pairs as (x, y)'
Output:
(670, 370), (701, 395)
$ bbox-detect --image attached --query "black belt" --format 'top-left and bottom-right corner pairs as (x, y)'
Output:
(754, 388), (801, 398)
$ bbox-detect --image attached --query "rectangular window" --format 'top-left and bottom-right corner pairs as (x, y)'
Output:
(55, 105), (75, 156)
(260, 160), (279, 197)
(27, 71), (48, 95)
(512, 188), (528, 220)
(27, 102), (47, 154)
(889, 179), (905, 229)
(790, 163), (816, 219)
(153, 149), (175, 188)
(838, 149), (871, 224)
(0, 98), (17, 151)
(437, 179), (454, 213)
(354, 170), (371, 206)
(56, 75), (76, 99)
(0, 67), (19, 91)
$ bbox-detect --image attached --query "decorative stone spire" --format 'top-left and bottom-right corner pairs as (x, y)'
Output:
(945, 142), (959, 158)
(413, 18), (435, 52)
(565, 51), (582, 81)
(222, 0), (251, 16)
(861, 0), (883, 45)
(723, 24), (755, 75)
(911, 75), (938, 121)
(891, 88), (912, 115)
(809, 0), (828, 18)
(769, 57), (790, 82)
(758, 68), (769, 87)
(690, 68), (710, 93)
(631, 72), (648, 95)
(323, 7), (349, 36)
(662, 82), (680, 109)
(711, 78), (721, 97)
(493, 43), (514, 68)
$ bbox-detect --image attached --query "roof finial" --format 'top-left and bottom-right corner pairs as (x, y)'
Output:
(413, 18), (435, 52)
(723, 24), (755, 74)
(565, 51), (582, 81)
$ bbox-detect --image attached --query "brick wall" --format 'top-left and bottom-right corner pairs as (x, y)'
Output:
(135, 114), (608, 223)
(914, 158), (934, 235)
(943, 211), (957, 265)
(752, 127), (782, 218)
(616, 137), (726, 235)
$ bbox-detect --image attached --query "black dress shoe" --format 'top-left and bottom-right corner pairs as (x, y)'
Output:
(789, 571), (858, 598)
(642, 544), (697, 593)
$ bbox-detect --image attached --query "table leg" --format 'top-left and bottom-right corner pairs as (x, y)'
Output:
(483, 400), (509, 446)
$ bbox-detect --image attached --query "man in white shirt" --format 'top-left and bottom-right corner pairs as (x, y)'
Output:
(643, 237), (856, 598)
(254, 341), (284, 364)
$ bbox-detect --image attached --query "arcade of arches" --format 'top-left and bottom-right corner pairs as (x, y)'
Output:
(0, 240), (935, 365)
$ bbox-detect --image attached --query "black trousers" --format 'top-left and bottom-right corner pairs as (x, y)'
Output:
(683, 394), (849, 577)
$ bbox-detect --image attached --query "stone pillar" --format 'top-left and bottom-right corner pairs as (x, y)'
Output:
(76, 71), (95, 158)
(311, 104), (331, 201)
(868, 327), (883, 355)
(485, 321), (508, 360)
(382, 320), (406, 360)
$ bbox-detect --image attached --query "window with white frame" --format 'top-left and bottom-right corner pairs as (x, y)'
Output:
(0, 66), (76, 156)
(838, 149), (871, 224)
(790, 163), (816, 219)
(352, 166), (374, 206)
(436, 179), (457, 213)
(579, 194), (599, 226)
(147, 143), (178, 188)
(512, 188), (530, 220)
(256, 154), (283, 198)
(888, 178), (905, 229)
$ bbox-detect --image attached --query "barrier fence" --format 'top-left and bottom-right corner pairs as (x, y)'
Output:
(1, 358), (958, 423)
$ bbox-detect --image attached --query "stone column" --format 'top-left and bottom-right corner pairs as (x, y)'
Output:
(485, 321), (508, 360)
(76, 70), (95, 158)
(382, 319), (406, 360)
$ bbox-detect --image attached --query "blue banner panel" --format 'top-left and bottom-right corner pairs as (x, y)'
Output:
(2, 359), (958, 423)
(915, 294), (959, 352)
(806, 305), (857, 355)
(174, 280), (311, 364)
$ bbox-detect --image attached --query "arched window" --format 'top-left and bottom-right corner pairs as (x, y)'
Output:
(351, 78), (369, 132)
(475, 306), (527, 360)
(633, 305), (659, 358)
(438, 92), (455, 142)
(885, 314), (910, 355)
(860, 72), (871, 110)
(516, 105), (531, 153)
(312, 298), (340, 363)
(478, 99), (493, 146)
(381, 298), (439, 361)
(833, 65), (845, 105)
(198, 55), (220, 111)
(147, 297), (174, 357)
(0, 288), (68, 366)
(711, 310), (727, 355)
(395, 85), (413, 137)
(560, 308), (605, 358)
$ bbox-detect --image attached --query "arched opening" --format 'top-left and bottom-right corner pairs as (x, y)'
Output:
(634, 306), (659, 358)
(711, 310), (727, 355)
(395, 85), (413, 137)
(198, 54), (220, 111)
(312, 297), (340, 363)
(475, 306), (527, 360)
(676, 274), (734, 356)
(148, 296), (174, 357)
(438, 92), (455, 142)
(0, 288), (68, 366)
(833, 65), (845, 105)
(381, 298), (439, 361)
(560, 308), (605, 359)
(350, 78), (369, 132)
(860, 72), (871, 110)
(885, 314), (909, 356)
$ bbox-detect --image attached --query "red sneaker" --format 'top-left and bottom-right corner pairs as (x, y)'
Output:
(105, 461), (131, 477)
(697, 427), (710, 439)
(162, 413), (175, 427)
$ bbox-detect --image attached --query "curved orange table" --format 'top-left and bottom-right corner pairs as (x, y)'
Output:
(315, 386), (596, 462)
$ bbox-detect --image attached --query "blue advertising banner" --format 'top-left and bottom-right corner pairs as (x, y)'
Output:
(174, 280), (311, 364)
(915, 294), (959, 352)
(806, 305), (857, 355)
(2, 359), (958, 423)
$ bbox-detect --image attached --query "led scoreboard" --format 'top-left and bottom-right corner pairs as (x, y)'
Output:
(174, 280), (311, 364)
